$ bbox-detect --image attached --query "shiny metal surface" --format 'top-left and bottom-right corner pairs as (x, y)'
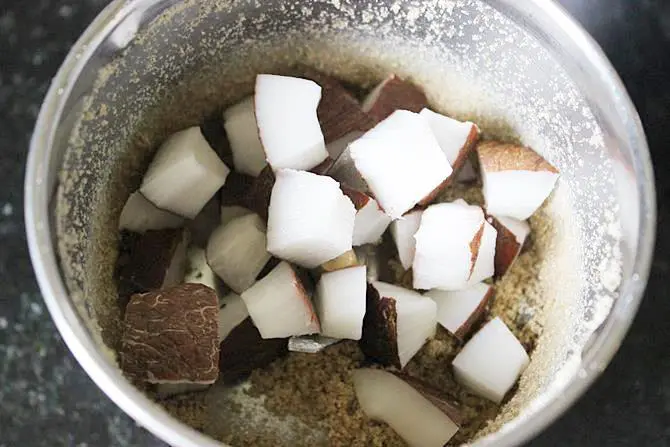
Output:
(25, 1), (655, 446)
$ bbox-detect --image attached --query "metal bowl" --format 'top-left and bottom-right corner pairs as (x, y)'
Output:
(25, 0), (655, 445)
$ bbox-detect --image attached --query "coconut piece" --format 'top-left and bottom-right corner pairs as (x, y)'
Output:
(360, 282), (437, 368)
(413, 202), (487, 291)
(154, 383), (210, 398)
(391, 372), (464, 425)
(218, 317), (288, 383)
(352, 369), (459, 446)
(321, 249), (359, 272)
(218, 293), (249, 342)
(390, 209), (423, 270)
(299, 67), (375, 146)
(220, 205), (252, 226)
(425, 283), (494, 340)
(116, 228), (189, 309)
(266, 169), (356, 268)
(350, 110), (453, 219)
(241, 261), (319, 338)
(206, 214), (271, 294)
(120, 283), (219, 384)
(341, 186), (393, 246)
(288, 335), (341, 353)
(490, 216), (531, 278)
(184, 246), (218, 293)
(140, 127), (230, 219)
(419, 108), (479, 173)
(242, 160), (335, 221)
(477, 141), (559, 220)
(362, 74), (428, 123)
(186, 195), (221, 248)
(118, 191), (184, 233)
(255, 74), (328, 171)
(466, 220), (497, 286)
(452, 317), (530, 403)
(222, 96), (267, 177)
(326, 132), (368, 191)
(315, 266), (367, 340)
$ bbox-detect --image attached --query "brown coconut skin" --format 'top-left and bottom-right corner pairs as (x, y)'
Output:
(116, 228), (189, 310)
(490, 217), (525, 279)
(359, 283), (401, 369)
(477, 141), (558, 174)
(391, 372), (465, 426)
(218, 318), (289, 384)
(364, 74), (429, 123)
(298, 66), (376, 145)
(243, 166), (275, 221)
(121, 283), (220, 384)
(417, 125), (480, 207)
(452, 286), (495, 340)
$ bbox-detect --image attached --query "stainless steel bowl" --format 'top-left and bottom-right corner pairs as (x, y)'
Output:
(25, 0), (655, 446)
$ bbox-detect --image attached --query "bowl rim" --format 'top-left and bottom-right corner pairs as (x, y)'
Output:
(24, 0), (656, 446)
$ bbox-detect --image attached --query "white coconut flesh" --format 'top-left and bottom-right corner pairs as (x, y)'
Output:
(425, 283), (492, 338)
(220, 205), (253, 227)
(352, 368), (459, 447)
(419, 108), (477, 167)
(255, 74), (328, 171)
(118, 191), (185, 232)
(206, 213), (271, 294)
(353, 196), (393, 246)
(223, 96), (267, 177)
(452, 317), (530, 404)
(494, 215), (531, 244)
(266, 169), (356, 268)
(466, 220), (497, 286)
(372, 281), (437, 368)
(218, 293), (250, 342)
(390, 210), (423, 270)
(140, 126), (230, 219)
(482, 170), (559, 220)
(241, 261), (320, 339)
(315, 265), (367, 340)
(413, 201), (486, 291)
(349, 110), (453, 219)
(183, 246), (219, 292)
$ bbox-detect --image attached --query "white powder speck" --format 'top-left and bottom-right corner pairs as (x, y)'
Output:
(600, 258), (622, 293)
(30, 302), (43, 316)
(58, 5), (73, 18)
(32, 52), (44, 66)
(0, 317), (7, 329)
(406, 7), (421, 24)
(2, 203), (13, 216)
